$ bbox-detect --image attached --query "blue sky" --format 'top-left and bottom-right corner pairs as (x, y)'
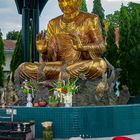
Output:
(0, 0), (140, 39)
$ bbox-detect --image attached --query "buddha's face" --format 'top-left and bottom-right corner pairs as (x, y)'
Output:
(58, 0), (82, 14)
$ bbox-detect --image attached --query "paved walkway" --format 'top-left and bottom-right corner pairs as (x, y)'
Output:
(36, 133), (140, 140)
(84, 133), (140, 139)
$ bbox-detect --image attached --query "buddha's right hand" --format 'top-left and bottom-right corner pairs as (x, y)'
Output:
(69, 33), (83, 51)
(36, 31), (48, 53)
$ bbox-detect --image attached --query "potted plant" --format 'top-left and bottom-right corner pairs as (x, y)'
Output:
(21, 80), (38, 107)
(48, 95), (59, 107)
(42, 121), (53, 140)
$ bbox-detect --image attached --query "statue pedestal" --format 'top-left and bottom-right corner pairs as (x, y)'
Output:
(73, 78), (116, 106)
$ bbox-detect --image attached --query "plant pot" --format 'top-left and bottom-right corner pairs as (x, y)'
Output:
(33, 102), (39, 107)
(26, 94), (33, 107)
(39, 101), (47, 107)
(64, 93), (72, 107)
(58, 102), (65, 107)
(48, 103), (58, 107)
(65, 102), (72, 107)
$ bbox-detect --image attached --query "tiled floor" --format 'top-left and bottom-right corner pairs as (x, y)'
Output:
(36, 133), (140, 140)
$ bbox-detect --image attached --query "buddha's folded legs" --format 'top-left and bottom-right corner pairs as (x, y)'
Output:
(17, 58), (106, 81)
(67, 58), (107, 79)
(43, 61), (64, 80)
(18, 62), (41, 80)
(18, 61), (64, 81)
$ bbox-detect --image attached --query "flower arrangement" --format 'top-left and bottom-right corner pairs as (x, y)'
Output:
(21, 80), (38, 96)
(49, 75), (79, 106)
(52, 76), (79, 94)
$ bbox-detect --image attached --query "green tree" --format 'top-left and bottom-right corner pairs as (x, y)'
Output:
(126, 2), (140, 95)
(0, 29), (2, 37)
(81, 0), (88, 12)
(119, 5), (131, 87)
(106, 11), (120, 28)
(105, 23), (118, 68)
(10, 26), (32, 82)
(0, 29), (5, 87)
(92, 0), (105, 36)
(119, 3), (140, 95)
(10, 31), (22, 81)
(6, 30), (19, 40)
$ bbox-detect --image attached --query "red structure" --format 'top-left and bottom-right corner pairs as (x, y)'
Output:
(113, 136), (133, 140)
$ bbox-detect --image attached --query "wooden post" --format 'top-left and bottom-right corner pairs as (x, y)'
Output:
(22, 0), (30, 62)
(32, 0), (39, 62)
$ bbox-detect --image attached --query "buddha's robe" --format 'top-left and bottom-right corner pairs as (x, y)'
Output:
(19, 12), (107, 80)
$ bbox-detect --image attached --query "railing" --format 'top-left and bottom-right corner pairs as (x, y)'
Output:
(0, 107), (16, 122)
(0, 121), (35, 140)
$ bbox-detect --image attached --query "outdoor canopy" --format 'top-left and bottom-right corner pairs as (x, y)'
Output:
(15, 0), (48, 62)
(15, 0), (48, 17)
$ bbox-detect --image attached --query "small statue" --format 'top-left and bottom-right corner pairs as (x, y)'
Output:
(0, 83), (19, 107)
(17, 0), (107, 81)
(95, 72), (109, 105)
(0, 89), (6, 108)
(5, 73), (19, 106)
(4, 84), (19, 106)
(117, 85), (130, 104)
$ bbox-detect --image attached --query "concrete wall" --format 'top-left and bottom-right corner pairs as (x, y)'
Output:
(0, 105), (140, 138)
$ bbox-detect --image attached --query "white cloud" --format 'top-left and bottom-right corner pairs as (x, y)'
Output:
(107, 0), (140, 1)
(0, 7), (12, 12)
(86, 0), (93, 12)
(40, 0), (62, 31)
(0, 0), (21, 39)
(0, 0), (140, 38)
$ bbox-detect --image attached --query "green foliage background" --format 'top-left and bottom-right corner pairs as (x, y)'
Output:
(92, 0), (105, 37)
(6, 30), (19, 40)
(0, 30), (5, 87)
(106, 11), (120, 28)
(106, 2), (140, 95)
(10, 31), (22, 81)
(80, 0), (88, 12)
(105, 23), (119, 68)
(119, 3), (140, 95)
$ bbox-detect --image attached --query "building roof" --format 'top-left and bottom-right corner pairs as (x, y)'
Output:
(15, 0), (48, 17)
(4, 40), (16, 52)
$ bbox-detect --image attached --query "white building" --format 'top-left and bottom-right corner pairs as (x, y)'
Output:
(3, 40), (16, 74)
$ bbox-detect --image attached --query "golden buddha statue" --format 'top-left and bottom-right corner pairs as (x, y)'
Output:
(18, 0), (107, 81)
